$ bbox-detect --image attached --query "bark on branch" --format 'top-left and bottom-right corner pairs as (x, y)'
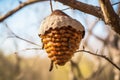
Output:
(55, 0), (103, 19)
(55, 0), (120, 35)
(99, 0), (120, 35)
(0, 0), (120, 35)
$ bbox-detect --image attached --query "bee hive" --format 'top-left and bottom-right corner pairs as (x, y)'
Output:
(39, 10), (85, 66)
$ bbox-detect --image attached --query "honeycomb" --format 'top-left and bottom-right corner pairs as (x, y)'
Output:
(39, 10), (85, 67)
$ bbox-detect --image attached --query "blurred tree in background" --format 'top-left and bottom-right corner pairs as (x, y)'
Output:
(0, 0), (120, 80)
(0, 51), (115, 80)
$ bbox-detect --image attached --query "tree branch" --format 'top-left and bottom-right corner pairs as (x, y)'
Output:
(99, 0), (120, 35)
(76, 50), (120, 71)
(56, 0), (120, 35)
(0, 0), (47, 22)
(55, 0), (103, 19)
(0, 0), (120, 35)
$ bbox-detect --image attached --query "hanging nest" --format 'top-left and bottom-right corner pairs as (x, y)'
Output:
(38, 10), (85, 70)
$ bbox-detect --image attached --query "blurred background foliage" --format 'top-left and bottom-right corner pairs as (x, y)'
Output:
(0, 51), (115, 80)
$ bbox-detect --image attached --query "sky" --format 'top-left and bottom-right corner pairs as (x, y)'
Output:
(0, 0), (119, 57)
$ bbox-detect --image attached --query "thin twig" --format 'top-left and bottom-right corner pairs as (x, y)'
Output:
(76, 50), (120, 71)
(49, 61), (54, 71)
(17, 48), (42, 52)
(112, 1), (120, 6)
(61, 7), (70, 11)
(0, 0), (47, 22)
(11, 36), (40, 47)
(4, 23), (41, 47)
(50, 0), (53, 12)
(14, 48), (42, 54)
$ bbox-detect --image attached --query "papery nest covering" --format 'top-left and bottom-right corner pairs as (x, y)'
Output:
(38, 10), (85, 70)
